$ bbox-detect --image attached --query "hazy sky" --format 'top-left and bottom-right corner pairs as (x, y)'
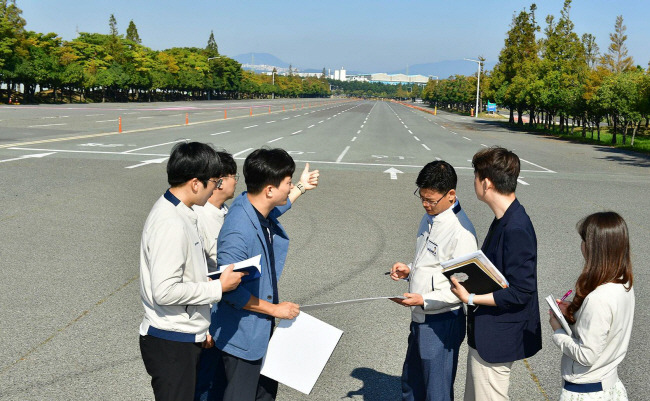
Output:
(17, 0), (650, 73)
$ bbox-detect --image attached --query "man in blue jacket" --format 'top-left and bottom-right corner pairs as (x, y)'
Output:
(209, 148), (318, 401)
(451, 147), (542, 401)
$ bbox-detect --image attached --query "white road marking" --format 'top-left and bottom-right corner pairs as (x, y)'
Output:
(85, 114), (104, 117)
(408, 130), (413, 134)
(351, 137), (357, 142)
(517, 178), (530, 186)
(336, 146), (350, 163)
(480, 144), (488, 147)
(282, 117), (290, 120)
(318, 120), (324, 124)
(290, 130), (302, 135)
(137, 116), (153, 119)
(520, 158), (556, 173)
(244, 125), (258, 129)
(422, 144), (431, 151)
(360, 124), (364, 128)
(96, 119), (118, 123)
(0, 152), (56, 163)
(384, 167), (403, 180)
(27, 123), (66, 128)
(211, 131), (231, 136)
(9, 147), (165, 156)
(233, 148), (254, 157)
(357, 130), (361, 134)
(462, 137), (471, 141)
(266, 120), (276, 124)
(413, 136), (420, 141)
(267, 137), (283, 143)
(435, 157), (441, 160)
(308, 124), (315, 128)
(123, 139), (188, 154)
(125, 157), (169, 169)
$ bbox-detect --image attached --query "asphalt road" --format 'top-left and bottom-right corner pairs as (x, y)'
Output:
(1, 99), (648, 401)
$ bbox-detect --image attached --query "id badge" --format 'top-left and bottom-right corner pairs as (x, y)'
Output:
(426, 239), (438, 256)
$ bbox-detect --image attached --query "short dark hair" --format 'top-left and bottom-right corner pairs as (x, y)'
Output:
(216, 151), (237, 176)
(416, 160), (457, 193)
(167, 142), (222, 187)
(472, 147), (520, 194)
(243, 148), (296, 194)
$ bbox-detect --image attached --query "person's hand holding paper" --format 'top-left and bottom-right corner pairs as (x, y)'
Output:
(217, 264), (247, 292)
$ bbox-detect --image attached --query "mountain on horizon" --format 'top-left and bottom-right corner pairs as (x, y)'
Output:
(234, 52), (290, 68)
(233, 52), (496, 78)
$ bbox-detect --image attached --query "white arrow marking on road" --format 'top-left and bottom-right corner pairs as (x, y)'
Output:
(0, 152), (56, 163)
(384, 167), (404, 180)
(125, 157), (169, 169)
(517, 177), (530, 186)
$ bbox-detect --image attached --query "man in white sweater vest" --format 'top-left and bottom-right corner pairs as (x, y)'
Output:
(390, 160), (478, 401)
(139, 142), (245, 401)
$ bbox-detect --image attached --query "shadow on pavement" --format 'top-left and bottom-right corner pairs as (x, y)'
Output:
(344, 367), (401, 400)
(593, 146), (650, 168)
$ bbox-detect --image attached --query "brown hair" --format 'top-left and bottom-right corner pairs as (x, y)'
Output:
(471, 147), (520, 194)
(566, 212), (633, 324)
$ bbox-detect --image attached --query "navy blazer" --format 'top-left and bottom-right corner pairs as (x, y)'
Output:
(470, 199), (542, 363)
(210, 193), (291, 361)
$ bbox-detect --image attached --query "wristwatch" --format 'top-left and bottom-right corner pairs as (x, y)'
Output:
(296, 182), (306, 194)
(467, 293), (476, 306)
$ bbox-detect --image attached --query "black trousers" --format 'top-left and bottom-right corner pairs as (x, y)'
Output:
(140, 335), (203, 401)
(221, 351), (278, 401)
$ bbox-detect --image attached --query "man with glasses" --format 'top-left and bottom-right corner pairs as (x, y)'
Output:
(195, 151), (240, 273)
(390, 160), (477, 401)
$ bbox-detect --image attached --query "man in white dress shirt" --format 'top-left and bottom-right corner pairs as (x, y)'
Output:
(390, 160), (478, 401)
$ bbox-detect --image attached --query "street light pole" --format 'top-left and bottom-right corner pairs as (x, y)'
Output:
(271, 68), (277, 100)
(464, 58), (482, 117)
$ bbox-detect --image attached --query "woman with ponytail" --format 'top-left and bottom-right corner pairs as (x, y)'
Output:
(549, 211), (634, 401)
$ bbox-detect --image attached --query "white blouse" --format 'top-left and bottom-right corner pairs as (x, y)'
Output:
(552, 282), (634, 385)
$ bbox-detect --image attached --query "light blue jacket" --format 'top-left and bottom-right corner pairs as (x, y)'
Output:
(210, 192), (291, 360)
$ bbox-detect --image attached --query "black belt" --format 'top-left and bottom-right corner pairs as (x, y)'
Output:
(563, 381), (603, 393)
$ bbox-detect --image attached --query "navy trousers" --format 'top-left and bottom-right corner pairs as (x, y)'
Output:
(401, 308), (466, 401)
(194, 346), (226, 401)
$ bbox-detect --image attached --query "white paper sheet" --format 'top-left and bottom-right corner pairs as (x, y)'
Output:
(260, 312), (343, 394)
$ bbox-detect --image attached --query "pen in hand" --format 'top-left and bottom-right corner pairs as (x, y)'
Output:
(559, 289), (572, 303)
(384, 271), (392, 275)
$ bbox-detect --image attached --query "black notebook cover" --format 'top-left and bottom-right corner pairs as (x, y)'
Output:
(442, 261), (506, 295)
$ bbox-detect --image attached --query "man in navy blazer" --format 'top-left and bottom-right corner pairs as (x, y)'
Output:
(208, 148), (318, 401)
(451, 147), (542, 401)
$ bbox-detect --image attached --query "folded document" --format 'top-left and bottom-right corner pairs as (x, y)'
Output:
(208, 254), (261, 282)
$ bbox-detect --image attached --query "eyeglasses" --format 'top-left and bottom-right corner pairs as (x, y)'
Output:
(414, 189), (449, 206)
(209, 178), (222, 187)
(226, 174), (240, 183)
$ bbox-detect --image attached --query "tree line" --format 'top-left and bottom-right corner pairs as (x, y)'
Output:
(421, 1), (650, 146)
(0, 1), (330, 103)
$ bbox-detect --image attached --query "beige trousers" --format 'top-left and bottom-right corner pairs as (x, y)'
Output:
(464, 347), (514, 401)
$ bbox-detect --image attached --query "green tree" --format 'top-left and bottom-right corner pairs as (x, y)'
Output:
(206, 30), (218, 57)
(489, 4), (539, 124)
(108, 14), (118, 36)
(126, 20), (141, 44)
(0, 0), (26, 102)
(539, 0), (587, 133)
(582, 33), (599, 69)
